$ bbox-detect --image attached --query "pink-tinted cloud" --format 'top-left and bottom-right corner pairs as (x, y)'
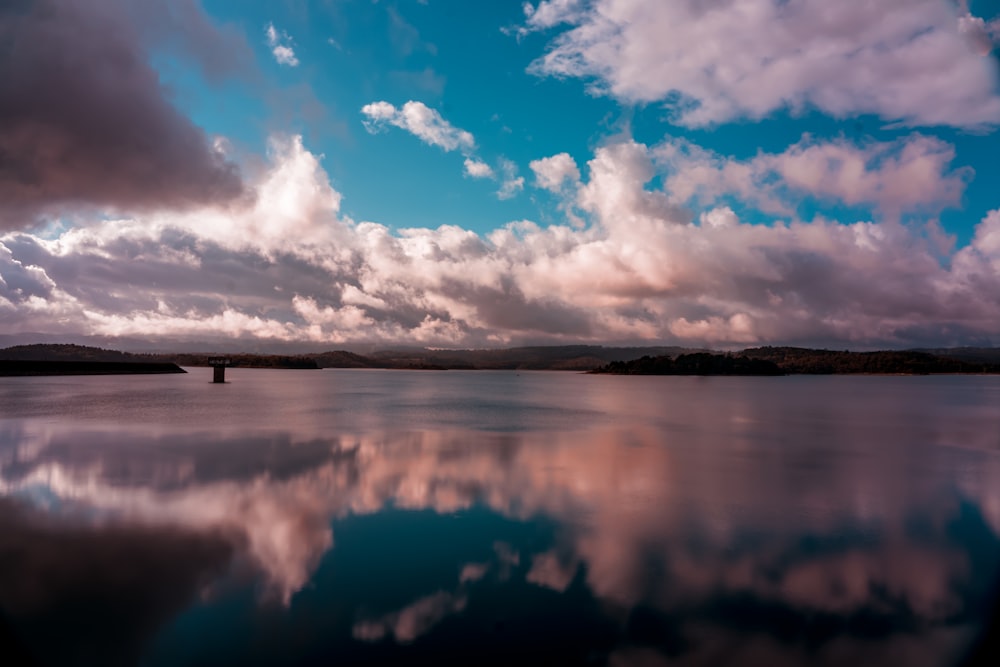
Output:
(2, 134), (999, 348)
(525, 0), (1000, 128)
(655, 133), (971, 218)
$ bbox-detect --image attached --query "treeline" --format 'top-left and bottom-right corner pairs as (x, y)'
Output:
(740, 347), (1000, 374)
(0, 344), (135, 362)
(0, 344), (693, 371)
(166, 353), (319, 369)
(592, 353), (783, 376)
(3, 344), (1000, 374)
(0, 345), (321, 370)
(0, 360), (185, 377)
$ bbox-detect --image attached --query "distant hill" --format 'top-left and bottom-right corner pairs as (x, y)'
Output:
(914, 347), (1000, 365)
(166, 353), (319, 369)
(4, 343), (999, 374)
(357, 345), (695, 370)
(0, 344), (136, 362)
(593, 353), (783, 376)
(310, 350), (382, 368)
(740, 346), (1000, 374)
(0, 344), (699, 371)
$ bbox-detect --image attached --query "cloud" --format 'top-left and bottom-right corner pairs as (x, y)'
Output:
(353, 591), (467, 643)
(0, 0), (247, 229)
(2, 415), (998, 663)
(957, 0), (1000, 56)
(265, 22), (299, 66)
(463, 158), (494, 179)
(3, 134), (1000, 349)
(524, 0), (586, 29)
(388, 67), (447, 97)
(524, 0), (1000, 128)
(361, 101), (475, 153)
(387, 6), (436, 57)
(526, 549), (578, 592)
(655, 133), (971, 219)
(459, 562), (490, 583)
(497, 157), (525, 200)
(530, 152), (581, 192)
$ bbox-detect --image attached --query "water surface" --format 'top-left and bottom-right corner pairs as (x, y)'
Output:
(1, 369), (999, 666)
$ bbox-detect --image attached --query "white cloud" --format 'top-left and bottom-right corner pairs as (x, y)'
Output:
(655, 133), (970, 218)
(463, 158), (494, 179)
(524, 0), (585, 29)
(4, 134), (1000, 349)
(496, 157), (525, 200)
(361, 100), (475, 153)
(957, 0), (1000, 56)
(265, 22), (299, 67)
(525, 0), (1000, 128)
(529, 152), (581, 192)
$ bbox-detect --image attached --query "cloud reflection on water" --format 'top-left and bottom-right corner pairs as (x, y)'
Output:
(0, 392), (999, 664)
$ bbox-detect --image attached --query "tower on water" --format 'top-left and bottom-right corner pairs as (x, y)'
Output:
(209, 358), (230, 383)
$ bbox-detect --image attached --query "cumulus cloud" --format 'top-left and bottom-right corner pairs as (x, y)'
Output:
(463, 158), (494, 179)
(523, 0), (585, 29)
(496, 157), (525, 200)
(361, 100), (475, 153)
(265, 22), (299, 66)
(2, 134), (1000, 348)
(957, 0), (1000, 56)
(655, 133), (971, 219)
(524, 0), (1000, 128)
(0, 0), (248, 229)
(530, 152), (581, 192)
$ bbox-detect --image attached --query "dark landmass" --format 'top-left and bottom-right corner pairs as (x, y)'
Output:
(0, 344), (137, 362)
(357, 345), (692, 370)
(740, 347), (1000, 374)
(915, 347), (1000, 365)
(0, 344), (695, 371)
(592, 353), (784, 376)
(2, 344), (1000, 375)
(0, 360), (185, 377)
(166, 353), (319, 369)
(596, 348), (1000, 376)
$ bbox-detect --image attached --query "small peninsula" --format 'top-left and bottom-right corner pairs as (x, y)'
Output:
(0, 360), (186, 377)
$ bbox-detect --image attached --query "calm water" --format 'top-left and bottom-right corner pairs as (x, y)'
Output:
(1, 369), (1000, 666)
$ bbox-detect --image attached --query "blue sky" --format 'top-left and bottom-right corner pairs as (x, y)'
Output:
(2, 0), (1000, 349)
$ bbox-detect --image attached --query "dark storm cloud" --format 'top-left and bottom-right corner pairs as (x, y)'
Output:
(0, 0), (249, 229)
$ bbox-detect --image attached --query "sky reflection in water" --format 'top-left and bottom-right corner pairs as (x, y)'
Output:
(1, 370), (999, 666)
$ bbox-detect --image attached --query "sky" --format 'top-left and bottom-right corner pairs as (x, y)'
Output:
(2, 0), (1000, 350)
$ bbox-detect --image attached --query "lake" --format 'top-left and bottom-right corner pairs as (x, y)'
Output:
(1, 369), (999, 666)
